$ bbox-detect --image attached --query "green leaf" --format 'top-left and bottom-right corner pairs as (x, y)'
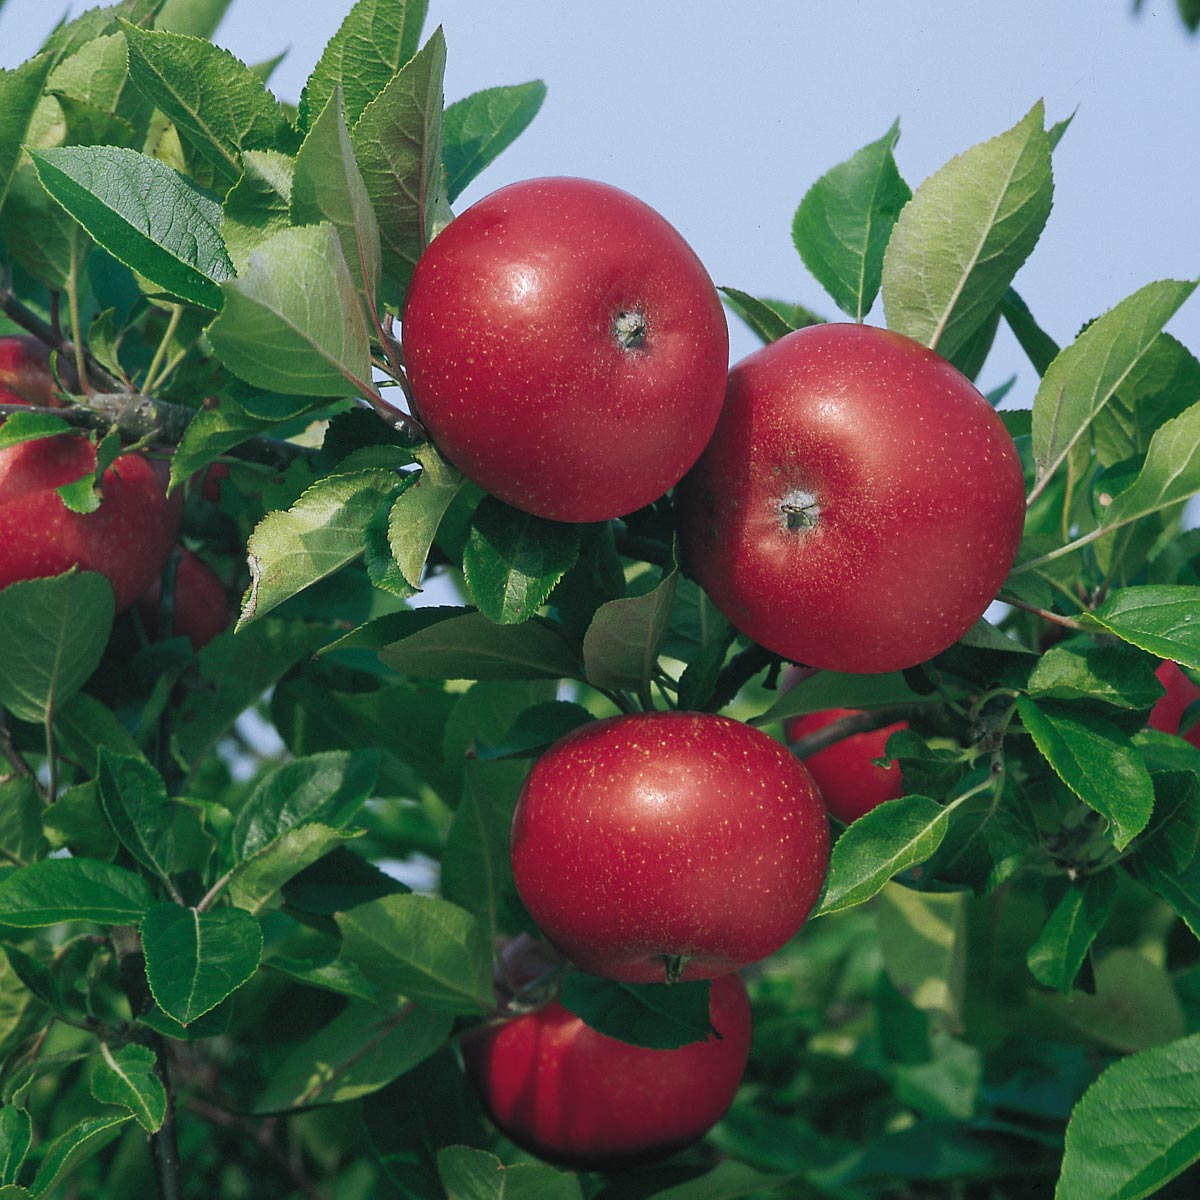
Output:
(816, 795), (951, 915)
(0, 779), (44, 868)
(1001, 287), (1061, 376)
(3, 945), (62, 1012)
(240, 467), (403, 626)
(1098, 400), (1200, 532)
(96, 749), (174, 885)
(207, 222), (372, 396)
(876, 885), (968, 1029)
(437, 1146), (584, 1200)
(1056, 1031), (1200, 1200)
(336, 894), (494, 1015)
(442, 80), (546, 204)
(719, 287), (820, 344)
(1084, 586), (1200, 668)
(350, 28), (446, 301)
(232, 750), (378, 860)
(29, 1113), (132, 1198)
(253, 997), (451, 1113)
(42, 0), (159, 61)
(0, 1106), (32, 1186)
(0, 55), (54, 219)
(463, 498), (581, 626)
(167, 392), (286, 490)
(141, 902), (262, 1025)
(220, 148), (294, 273)
(1031, 279), (1197, 487)
(120, 20), (300, 189)
(387, 445), (465, 589)
(1026, 642), (1164, 709)
(1027, 873), (1118, 995)
(0, 413), (73, 451)
(1139, 771), (1200, 873)
(0, 573), (115, 724)
(1134, 846), (1200, 942)
(155, 0), (234, 38)
(792, 120), (911, 320)
(230, 826), (358, 915)
(292, 87), (382, 326)
(300, 0), (428, 131)
(282, 845), (409, 915)
(882, 101), (1052, 366)
(378, 610), (582, 682)
(0, 160), (92, 293)
(90, 1043), (165, 1133)
(0, 857), (152, 927)
(1017, 698), (1154, 849)
(582, 566), (677, 694)
(476, 701), (594, 761)
(754, 670), (926, 726)
(558, 974), (713, 1049)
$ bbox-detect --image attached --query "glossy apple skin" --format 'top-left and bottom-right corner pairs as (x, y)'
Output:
(401, 177), (729, 522)
(510, 711), (829, 983)
(785, 707), (907, 824)
(0, 436), (181, 612)
(461, 972), (751, 1168)
(138, 548), (230, 652)
(1148, 661), (1200, 748)
(676, 323), (1027, 674)
(0, 336), (70, 406)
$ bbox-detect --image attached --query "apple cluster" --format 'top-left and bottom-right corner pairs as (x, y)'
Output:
(399, 176), (1030, 1164)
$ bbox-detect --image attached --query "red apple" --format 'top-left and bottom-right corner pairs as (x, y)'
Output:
(0, 336), (72, 407)
(138, 548), (230, 652)
(401, 176), (728, 522)
(0, 435), (181, 612)
(1148, 660), (1200, 748)
(510, 711), (829, 984)
(461, 971), (752, 1168)
(676, 323), (1027, 674)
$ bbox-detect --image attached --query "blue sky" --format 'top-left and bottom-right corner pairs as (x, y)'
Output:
(3, 0), (1198, 400)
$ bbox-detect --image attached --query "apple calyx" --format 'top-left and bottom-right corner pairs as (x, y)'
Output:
(778, 487), (820, 532)
(612, 308), (648, 351)
(663, 954), (692, 984)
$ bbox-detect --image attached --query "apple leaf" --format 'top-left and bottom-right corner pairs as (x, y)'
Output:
(299, 0), (429, 132)
(476, 701), (594, 761)
(207, 223), (373, 397)
(47, 33), (136, 118)
(96, 749), (175, 886)
(141, 902), (263, 1025)
(282, 845), (410, 916)
(753, 670), (926, 727)
(350, 27), (446, 302)
(0, 572), (115, 725)
(228, 823), (357, 915)
(0, 54), (54, 219)
(558, 974), (713, 1050)
(231, 749), (378, 860)
(582, 566), (677, 695)
(29, 1113), (133, 1199)
(336, 894), (494, 1015)
(0, 1106), (32, 1186)
(0, 779), (44, 868)
(438, 1146), (584, 1200)
(1055, 1031), (1200, 1200)
(220, 148), (294, 273)
(1030, 279), (1197, 487)
(292, 87), (382, 326)
(1026, 643), (1163, 709)
(793, 119), (911, 321)
(1027, 872), (1118, 995)
(719, 286), (823, 345)
(253, 999), (451, 1114)
(0, 160), (93, 293)
(0, 858), (154, 928)
(882, 101), (1052, 366)
(90, 1043), (166, 1133)
(442, 80), (547, 204)
(816, 795), (952, 915)
(168, 392), (290, 491)
(0, 413), (73, 451)
(1081, 586), (1200, 670)
(386, 444), (466, 589)
(241, 466), (405, 627)
(120, 20), (300, 189)
(1017, 698), (1154, 849)
(1138, 771), (1200, 873)
(1001, 287), (1061, 377)
(155, 0), (235, 38)
(42, 0), (158, 60)
(463, 497), (581, 626)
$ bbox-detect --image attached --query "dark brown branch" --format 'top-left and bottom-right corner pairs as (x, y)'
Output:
(787, 705), (917, 759)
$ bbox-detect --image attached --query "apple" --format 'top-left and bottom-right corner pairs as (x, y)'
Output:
(675, 323), (1027, 674)
(400, 176), (729, 522)
(510, 711), (829, 984)
(0, 336), (72, 407)
(137, 548), (230, 652)
(0, 435), (181, 612)
(461, 971), (752, 1168)
(1148, 660), (1200, 748)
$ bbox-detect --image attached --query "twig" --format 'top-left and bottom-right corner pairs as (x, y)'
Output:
(0, 709), (38, 788)
(150, 1038), (185, 1200)
(787, 705), (917, 759)
(996, 592), (1089, 631)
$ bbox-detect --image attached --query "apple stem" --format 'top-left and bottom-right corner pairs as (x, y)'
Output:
(996, 592), (1088, 631)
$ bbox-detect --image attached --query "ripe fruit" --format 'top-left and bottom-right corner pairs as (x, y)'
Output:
(785, 707), (907, 824)
(510, 711), (829, 983)
(0, 336), (71, 406)
(138, 548), (230, 652)
(0, 435), (181, 612)
(401, 177), (729, 522)
(461, 971), (752, 1168)
(676, 323), (1027, 674)
(1148, 661), (1200, 748)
